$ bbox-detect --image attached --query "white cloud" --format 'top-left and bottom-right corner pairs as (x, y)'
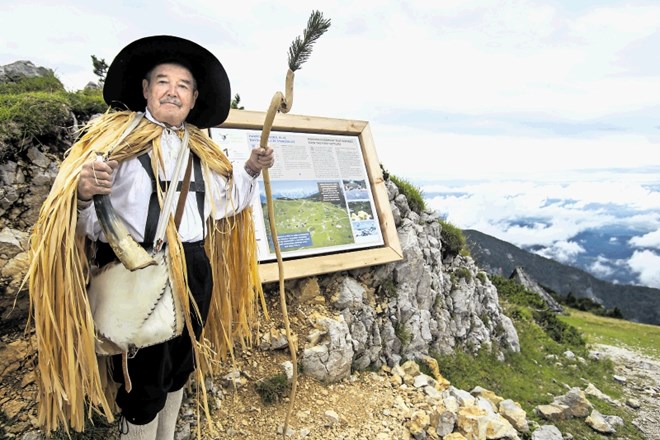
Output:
(574, 5), (660, 38)
(423, 177), (654, 248)
(629, 228), (660, 248)
(376, 129), (660, 182)
(627, 250), (660, 288)
(534, 240), (586, 265)
(589, 257), (616, 278)
(423, 175), (660, 288)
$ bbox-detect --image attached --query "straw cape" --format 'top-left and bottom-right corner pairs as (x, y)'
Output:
(26, 110), (267, 434)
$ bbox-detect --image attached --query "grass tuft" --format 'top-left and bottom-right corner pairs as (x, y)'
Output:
(255, 373), (290, 404)
(389, 174), (426, 215)
(439, 220), (467, 257)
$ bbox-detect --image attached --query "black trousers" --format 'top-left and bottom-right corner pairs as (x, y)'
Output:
(95, 241), (212, 425)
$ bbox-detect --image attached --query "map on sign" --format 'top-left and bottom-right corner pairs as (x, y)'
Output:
(210, 128), (385, 262)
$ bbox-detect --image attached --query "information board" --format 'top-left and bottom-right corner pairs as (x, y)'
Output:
(210, 128), (385, 262)
(213, 110), (403, 283)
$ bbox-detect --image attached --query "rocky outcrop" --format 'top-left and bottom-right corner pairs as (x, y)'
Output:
(0, 148), (60, 231)
(0, 61), (54, 83)
(287, 179), (520, 381)
(0, 61), (66, 231)
(510, 267), (563, 313)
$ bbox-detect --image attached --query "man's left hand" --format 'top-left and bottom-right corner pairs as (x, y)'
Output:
(245, 146), (275, 175)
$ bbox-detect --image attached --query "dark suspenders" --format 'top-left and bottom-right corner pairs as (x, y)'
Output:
(137, 152), (205, 246)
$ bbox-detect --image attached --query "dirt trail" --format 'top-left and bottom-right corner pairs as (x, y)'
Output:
(591, 344), (660, 440)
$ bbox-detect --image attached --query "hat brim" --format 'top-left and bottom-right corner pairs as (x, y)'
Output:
(103, 35), (230, 129)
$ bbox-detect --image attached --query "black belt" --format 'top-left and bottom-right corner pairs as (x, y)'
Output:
(182, 240), (205, 249)
(140, 240), (205, 251)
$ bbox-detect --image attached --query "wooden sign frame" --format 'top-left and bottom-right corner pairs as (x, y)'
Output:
(218, 110), (403, 283)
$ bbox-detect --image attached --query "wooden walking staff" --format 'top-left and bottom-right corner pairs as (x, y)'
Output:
(258, 10), (330, 437)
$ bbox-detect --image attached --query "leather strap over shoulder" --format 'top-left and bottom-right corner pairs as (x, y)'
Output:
(138, 153), (205, 246)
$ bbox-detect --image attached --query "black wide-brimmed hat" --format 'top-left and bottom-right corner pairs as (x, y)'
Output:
(103, 35), (230, 128)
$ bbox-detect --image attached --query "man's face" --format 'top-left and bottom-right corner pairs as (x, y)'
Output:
(142, 63), (198, 127)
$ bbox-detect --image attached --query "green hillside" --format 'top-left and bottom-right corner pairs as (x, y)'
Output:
(560, 308), (660, 359)
(434, 275), (655, 440)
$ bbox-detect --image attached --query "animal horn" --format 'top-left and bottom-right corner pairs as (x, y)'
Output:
(93, 194), (156, 270)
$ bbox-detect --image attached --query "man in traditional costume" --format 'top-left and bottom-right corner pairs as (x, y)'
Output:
(27, 35), (273, 439)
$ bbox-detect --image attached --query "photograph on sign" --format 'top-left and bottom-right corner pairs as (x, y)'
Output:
(210, 127), (385, 262)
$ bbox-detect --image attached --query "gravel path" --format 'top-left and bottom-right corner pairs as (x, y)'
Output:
(591, 344), (660, 440)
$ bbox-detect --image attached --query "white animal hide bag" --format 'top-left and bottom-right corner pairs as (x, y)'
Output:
(88, 251), (183, 355)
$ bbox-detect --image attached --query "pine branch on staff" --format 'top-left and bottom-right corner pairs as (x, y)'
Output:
(288, 10), (331, 71)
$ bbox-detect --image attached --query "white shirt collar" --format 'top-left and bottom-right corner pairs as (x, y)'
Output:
(144, 108), (185, 131)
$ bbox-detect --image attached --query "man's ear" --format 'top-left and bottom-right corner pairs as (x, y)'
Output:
(191, 90), (199, 109)
(142, 79), (149, 99)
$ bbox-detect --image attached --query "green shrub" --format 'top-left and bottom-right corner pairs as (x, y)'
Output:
(491, 275), (584, 347)
(0, 73), (64, 94)
(254, 373), (290, 404)
(439, 220), (466, 257)
(417, 360), (434, 377)
(491, 275), (547, 309)
(0, 82), (105, 150)
(380, 163), (389, 180)
(377, 278), (397, 298)
(67, 89), (107, 120)
(395, 322), (411, 348)
(0, 92), (71, 146)
(506, 304), (533, 322)
(560, 292), (623, 319)
(455, 267), (472, 282)
(533, 309), (585, 346)
(389, 174), (426, 214)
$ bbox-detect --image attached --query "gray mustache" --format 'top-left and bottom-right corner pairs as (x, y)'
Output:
(160, 98), (182, 106)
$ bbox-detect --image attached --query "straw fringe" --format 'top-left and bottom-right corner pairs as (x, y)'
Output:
(26, 110), (266, 434)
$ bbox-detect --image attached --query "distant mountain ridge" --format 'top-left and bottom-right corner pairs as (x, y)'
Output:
(463, 229), (660, 326)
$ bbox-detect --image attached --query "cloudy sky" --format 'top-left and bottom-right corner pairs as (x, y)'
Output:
(2, 0), (659, 287)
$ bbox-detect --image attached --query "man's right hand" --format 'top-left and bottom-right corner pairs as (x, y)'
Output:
(77, 158), (119, 201)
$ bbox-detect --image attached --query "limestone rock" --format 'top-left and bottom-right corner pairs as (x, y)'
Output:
(301, 314), (354, 382)
(0, 60), (55, 82)
(531, 425), (562, 440)
(585, 409), (616, 434)
(498, 399), (529, 433)
(535, 404), (570, 422)
(552, 388), (592, 418)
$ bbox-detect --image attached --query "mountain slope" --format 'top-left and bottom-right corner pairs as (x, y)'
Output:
(463, 229), (660, 325)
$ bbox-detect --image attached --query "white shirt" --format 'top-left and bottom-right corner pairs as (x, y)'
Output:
(78, 110), (258, 244)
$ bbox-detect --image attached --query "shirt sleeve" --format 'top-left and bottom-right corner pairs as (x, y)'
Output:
(74, 158), (150, 243)
(207, 161), (259, 220)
